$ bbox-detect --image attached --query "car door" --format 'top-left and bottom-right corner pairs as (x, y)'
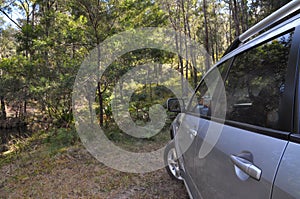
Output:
(175, 113), (200, 195)
(175, 80), (213, 195)
(177, 58), (232, 198)
(192, 30), (297, 199)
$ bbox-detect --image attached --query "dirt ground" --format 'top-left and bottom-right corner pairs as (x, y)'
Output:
(0, 144), (188, 198)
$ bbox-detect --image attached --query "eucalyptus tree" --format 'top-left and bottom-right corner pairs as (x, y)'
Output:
(69, 0), (118, 126)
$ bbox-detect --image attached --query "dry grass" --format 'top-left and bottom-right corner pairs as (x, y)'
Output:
(0, 132), (188, 199)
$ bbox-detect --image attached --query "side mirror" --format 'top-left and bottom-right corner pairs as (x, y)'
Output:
(167, 98), (185, 113)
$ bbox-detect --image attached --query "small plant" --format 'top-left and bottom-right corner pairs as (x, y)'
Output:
(45, 127), (79, 155)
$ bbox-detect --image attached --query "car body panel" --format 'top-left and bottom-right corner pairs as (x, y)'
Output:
(272, 142), (300, 199)
(174, 113), (200, 198)
(192, 119), (288, 199)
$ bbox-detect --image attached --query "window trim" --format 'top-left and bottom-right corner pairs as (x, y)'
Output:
(224, 119), (290, 140)
(184, 113), (290, 140)
(292, 25), (300, 139)
(278, 27), (299, 134)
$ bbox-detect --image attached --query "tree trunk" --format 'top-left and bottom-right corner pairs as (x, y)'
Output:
(232, 0), (241, 37)
(240, 0), (248, 32)
(96, 41), (104, 127)
(228, 1), (233, 44)
(97, 82), (104, 126)
(213, 4), (219, 61)
(203, 0), (210, 71)
(181, 0), (189, 80)
(0, 96), (6, 120)
(24, 100), (27, 117)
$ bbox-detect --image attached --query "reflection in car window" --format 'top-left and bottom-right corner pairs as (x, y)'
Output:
(225, 31), (294, 130)
(188, 60), (231, 117)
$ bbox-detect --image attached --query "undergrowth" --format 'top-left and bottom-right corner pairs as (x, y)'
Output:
(44, 127), (80, 156)
(1, 119), (172, 166)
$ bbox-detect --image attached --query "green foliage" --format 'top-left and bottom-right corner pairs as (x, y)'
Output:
(45, 127), (79, 155)
(125, 84), (177, 134)
(118, 0), (167, 29)
(0, 26), (17, 59)
(104, 126), (125, 142)
(102, 122), (171, 151)
(0, 0), (292, 138)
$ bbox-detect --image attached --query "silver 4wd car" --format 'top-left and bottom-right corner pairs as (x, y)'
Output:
(164, 1), (300, 198)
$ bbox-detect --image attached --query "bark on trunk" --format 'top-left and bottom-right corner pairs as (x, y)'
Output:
(0, 96), (6, 120)
(203, 0), (210, 71)
(97, 82), (104, 126)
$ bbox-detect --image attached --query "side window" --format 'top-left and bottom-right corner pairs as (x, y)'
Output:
(225, 31), (294, 130)
(188, 59), (231, 117)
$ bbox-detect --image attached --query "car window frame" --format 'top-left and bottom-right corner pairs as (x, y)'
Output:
(185, 26), (299, 140)
(224, 28), (297, 139)
(292, 25), (300, 139)
(224, 30), (295, 131)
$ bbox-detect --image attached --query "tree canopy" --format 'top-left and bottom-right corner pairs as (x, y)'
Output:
(0, 0), (291, 129)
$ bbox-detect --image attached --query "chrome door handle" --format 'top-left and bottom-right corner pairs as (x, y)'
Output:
(188, 129), (197, 137)
(230, 155), (262, 181)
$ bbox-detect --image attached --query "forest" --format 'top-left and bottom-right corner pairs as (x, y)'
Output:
(0, 0), (292, 197)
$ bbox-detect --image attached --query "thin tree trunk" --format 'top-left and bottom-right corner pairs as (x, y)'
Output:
(232, 0), (241, 36)
(97, 82), (104, 126)
(0, 96), (6, 120)
(213, 4), (219, 61)
(96, 40), (104, 127)
(240, 0), (248, 32)
(203, 0), (210, 71)
(24, 100), (27, 117)
(229, 1), (233, 44)
(181, 0), (189, 80)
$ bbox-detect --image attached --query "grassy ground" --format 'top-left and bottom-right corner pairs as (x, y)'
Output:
(0, 128), (188, 198)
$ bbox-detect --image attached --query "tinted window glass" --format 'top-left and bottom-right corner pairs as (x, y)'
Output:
(188, 60), (230, 117)
(225, 31), (294, 130)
